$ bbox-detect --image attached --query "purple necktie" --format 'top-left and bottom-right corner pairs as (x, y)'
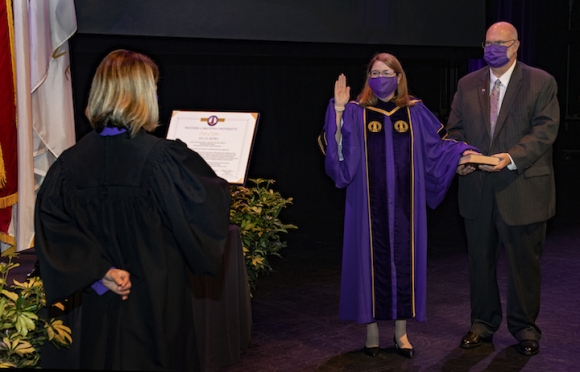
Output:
(490, 79), (501, 137)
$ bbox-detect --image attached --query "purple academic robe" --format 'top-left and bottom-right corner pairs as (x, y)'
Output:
(324, 99), (473, 323)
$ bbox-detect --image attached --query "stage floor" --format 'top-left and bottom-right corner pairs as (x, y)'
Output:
(6, 158), (580, 372)
(219, 158), (580, 372)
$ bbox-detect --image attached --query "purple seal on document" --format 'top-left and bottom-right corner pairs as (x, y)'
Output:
(207, 115), (219, 126)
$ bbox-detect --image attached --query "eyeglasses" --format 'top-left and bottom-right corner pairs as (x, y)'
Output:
(482, 39), (516, 48)
(369, 70), (396, 78)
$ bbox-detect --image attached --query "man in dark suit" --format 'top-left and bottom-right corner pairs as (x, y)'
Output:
(446, 21), (559, 357)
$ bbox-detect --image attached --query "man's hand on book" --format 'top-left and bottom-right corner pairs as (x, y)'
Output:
(479, 153), (510, 173)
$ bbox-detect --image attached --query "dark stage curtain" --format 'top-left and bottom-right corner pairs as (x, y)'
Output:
(66, 1), (571, 247)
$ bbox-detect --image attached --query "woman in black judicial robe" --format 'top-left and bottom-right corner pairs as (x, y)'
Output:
(34, 50), (231, 371)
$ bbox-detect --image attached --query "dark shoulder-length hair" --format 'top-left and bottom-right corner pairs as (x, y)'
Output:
(357, 53), (415, 108)
(86, 49), (159, 137)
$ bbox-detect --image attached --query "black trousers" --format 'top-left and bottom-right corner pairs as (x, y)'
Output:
(464, 176), (545, 342)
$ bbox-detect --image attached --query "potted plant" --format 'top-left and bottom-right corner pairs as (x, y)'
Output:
(229, 178), (297, 295)
(0, 247), (72, 368)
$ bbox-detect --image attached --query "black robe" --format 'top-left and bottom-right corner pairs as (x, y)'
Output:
(34, 129), (231, 371)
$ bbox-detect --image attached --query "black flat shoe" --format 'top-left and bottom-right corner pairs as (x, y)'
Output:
(515, 339), (539, 356)
(460, 331), (493, 349)
(394, 336), (414, 358)
(362, 345), (380, 357)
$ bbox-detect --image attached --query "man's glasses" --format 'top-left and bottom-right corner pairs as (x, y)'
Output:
(482, 40), (516, 48)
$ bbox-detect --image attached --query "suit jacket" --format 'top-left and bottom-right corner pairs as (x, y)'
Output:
(446, 61), (559, 226)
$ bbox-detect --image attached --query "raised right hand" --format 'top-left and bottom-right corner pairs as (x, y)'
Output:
(334, 74), (350, 107)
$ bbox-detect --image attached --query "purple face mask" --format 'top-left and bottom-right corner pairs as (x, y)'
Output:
(484, 44), (510, 68)
(368, 76), (398, 99)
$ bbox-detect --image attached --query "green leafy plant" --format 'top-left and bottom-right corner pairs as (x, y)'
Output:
(230, 178), (297, 295)
(0, 247), (72, 368)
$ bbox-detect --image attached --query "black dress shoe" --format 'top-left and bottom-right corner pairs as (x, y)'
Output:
(460, 331), (492, 349)
(394, 336), (414, 358)
(515, 339), (539, 356)
(362, 345), (380, 357)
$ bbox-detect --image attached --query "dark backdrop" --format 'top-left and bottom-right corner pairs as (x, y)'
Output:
(74, 0), (484, 47)
(68, 0), (571, 246)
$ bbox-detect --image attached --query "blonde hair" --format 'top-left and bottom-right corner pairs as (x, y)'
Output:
(86, 49), (159, 137)
(357, 53), (415, 108)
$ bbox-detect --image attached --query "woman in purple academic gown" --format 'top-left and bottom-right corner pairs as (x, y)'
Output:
(323, 53), (475, 358)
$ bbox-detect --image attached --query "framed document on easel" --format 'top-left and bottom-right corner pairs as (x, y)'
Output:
(166, 110), (259, 185)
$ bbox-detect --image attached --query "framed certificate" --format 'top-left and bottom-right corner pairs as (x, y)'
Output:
(166, 110), (259, 185)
